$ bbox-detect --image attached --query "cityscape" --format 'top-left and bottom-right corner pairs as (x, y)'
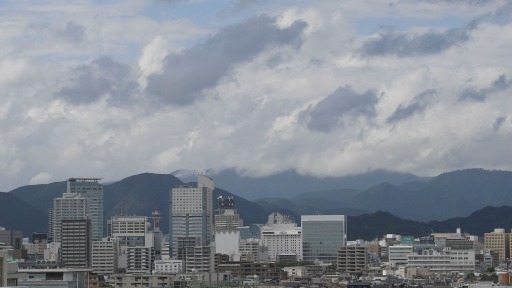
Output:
(1, 0), (512, 287)
(2, 174), (512, 288)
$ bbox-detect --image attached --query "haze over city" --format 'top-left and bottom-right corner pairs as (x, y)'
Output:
(1, 0), (512, 192)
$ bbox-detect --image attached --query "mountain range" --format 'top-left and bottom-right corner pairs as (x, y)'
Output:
(1, 168), (512, 240)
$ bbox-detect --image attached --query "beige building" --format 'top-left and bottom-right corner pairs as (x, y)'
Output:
(484, 228), (510, 264)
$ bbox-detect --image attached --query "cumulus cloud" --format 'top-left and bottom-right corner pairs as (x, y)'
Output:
(146, 15), (307, 106)
(300, 86), (379, 132)
(387, 89), (436, 123)
(459, 74), (512, 102)
(55, 56), (138, 105)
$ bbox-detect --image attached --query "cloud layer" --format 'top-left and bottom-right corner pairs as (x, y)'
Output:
(0, 0), (512, 191)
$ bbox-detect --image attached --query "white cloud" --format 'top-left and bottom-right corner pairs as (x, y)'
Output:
(0, 0), (511, 191)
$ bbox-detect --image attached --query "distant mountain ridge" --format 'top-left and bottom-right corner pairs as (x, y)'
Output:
(171, 168), (425, 200)
(2, 168), (512, 238)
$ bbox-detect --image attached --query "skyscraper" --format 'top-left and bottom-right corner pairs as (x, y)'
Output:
(169, 175), (214, 257)
(301, 215), (347, 264)
(53, 193), (88, 243)
(67, 178), (104, 241)
(61, 219), (92, 268)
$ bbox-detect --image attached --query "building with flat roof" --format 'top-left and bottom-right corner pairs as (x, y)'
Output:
(337, 245), (368, 274)
(67, 178), (104, 241)
(60, 219), (92, 268)
(301, 215), (347, 264)
(52, 193), (88, 244)
(169, 175), (214, 257)
(484, 228), (510, 265)
(261, 214), (302, 262)
(92, 237), (119, 275)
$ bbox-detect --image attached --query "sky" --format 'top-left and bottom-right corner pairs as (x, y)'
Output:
(1, 0), (511, 191)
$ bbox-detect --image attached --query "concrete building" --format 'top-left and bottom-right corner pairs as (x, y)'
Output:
(185, 245), (214, 273)
(484, 228), (510, 264)
(0, 245), (7, 287)
(153, 259), (183, 274)
(214, 231), (240, 261)
(60, 219), (92, 268)
(169, 175), (214, 257)
(261, 213), (302, 262)
(301, 215), (347, 264)
(53, 193), (88, 244)
(0, 228), (23, 259)
(126, 246), (154, 274)
(388, 245), (413, 267)
(214, 196), (242, 231)
(109, 216), (148, 248)
(67, 178), (104, 241)
(239, 238), (268, 262)
(92, 237), (119, 275)
(17, 267), (92, 288)
(406, 248), (475, 274)
(337, 245), (368, 274)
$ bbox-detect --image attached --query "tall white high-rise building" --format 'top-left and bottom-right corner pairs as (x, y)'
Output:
(301, 215), (347, 264)
(261, 212), (302, 262)
(67, 178), (104, 241)
(169, 175), (214, 257)
(53, 193), (88, 243)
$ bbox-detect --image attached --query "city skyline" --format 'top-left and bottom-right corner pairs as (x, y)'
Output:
(1, 0), (512, 192)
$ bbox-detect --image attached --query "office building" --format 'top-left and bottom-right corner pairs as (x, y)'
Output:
(67, 178), (104, 241)
(61, 219), (92, 268)
(301, 215), (347, 264)
(388, 245), (413, 267)
(92, 237), (119, 275)
(169, 175), (214, 257)
(337, 245), (368, 274)
(406, 248), (475, 274)
(153, 259), (183, 274)
(110, 216), (148, 247)
(0, 245), (7, 287)
(215, 196), (242, 231)
(185, 245), (214, 273)
(484, 228), (510, 264)
(261, 212), (302, 262)
(126, 246), (154, 274)
(52, 193), (88, 244)
(0, 228), (23, 259)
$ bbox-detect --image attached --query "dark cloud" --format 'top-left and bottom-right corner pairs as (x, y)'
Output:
(55, 56), (138, 105)
(359, 23), (474, 57)
(146, 15), (307, 106)
(459, 74), (512, 102)
(387, 89), (436, 123)
(58, 21), (85, 43)
(493, 116), (506, 132)
(301, 86), (379, 132)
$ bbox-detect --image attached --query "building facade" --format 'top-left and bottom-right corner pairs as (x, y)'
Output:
(337, 245), (368, 274)
(484, 228), (510, 264)
(67, 178), (104, 241)
(92, 237), (119, 275)
(169, 175), (214, 257)
(301, 215), (347, 264)
(60, 219), (92, 268)
(52, 193), (88, 244)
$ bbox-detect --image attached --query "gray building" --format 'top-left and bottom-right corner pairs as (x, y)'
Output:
(61, 219), (92, 268)
(169, 175), (214, 257)
(301, 215), (347, 264)
(67, 178), (104, 241)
